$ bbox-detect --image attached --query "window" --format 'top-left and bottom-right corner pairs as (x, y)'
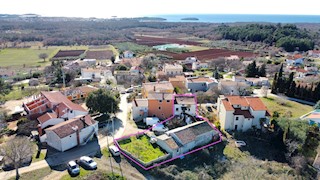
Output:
(176, 108), (179, 111)
(70, 110), (73, 113)
(235, 117), (239, 120)
(159, 100), (162, 103)
(167, 100), (170, 103)
(159, 107), (161, 110)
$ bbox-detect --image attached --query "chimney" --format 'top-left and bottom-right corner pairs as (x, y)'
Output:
(72, 125), (80, 146)
(37, 124), (43, 136)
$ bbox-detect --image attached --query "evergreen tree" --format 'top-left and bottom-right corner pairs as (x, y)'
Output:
(286, 72), (294, 90)
(214, 66), (220, 79)
(314, 83), (320, 101)
(278, 63), (284, 78)
(259, 64), (266, 77)
(286, 81), (296, 97)
(271, 73), (278, 94)
(245, 60), (258, 77)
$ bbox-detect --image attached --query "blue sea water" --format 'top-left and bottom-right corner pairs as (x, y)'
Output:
(152, 14), (320, 23)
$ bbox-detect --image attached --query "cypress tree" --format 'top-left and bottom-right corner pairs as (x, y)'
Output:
(271, 73), (278, 94)
(259, 64), (266, 77)
(286, 72), (294, 90)
(279, 63), (284, 78)
(286, 81), (296, 97)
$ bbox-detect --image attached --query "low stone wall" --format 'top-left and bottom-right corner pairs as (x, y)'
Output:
(120, 148), (170, 167)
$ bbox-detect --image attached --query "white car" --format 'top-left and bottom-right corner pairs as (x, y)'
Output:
(67, 160), (80, 175)
(109, 145), (120, 156)
(79, 156), (97, 170)
(152, 124), (169, 132)
(235, 140), (246, 147)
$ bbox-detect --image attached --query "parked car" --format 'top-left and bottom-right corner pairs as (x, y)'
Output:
(78, 156), (97, 170)
(67, 161), (80, 175)
(120, 90), (126, 94)
(126, 88), (133, 93)
(235, 140), (246, 147)
(109, 145), (120, 156)
(152, 124), (169, 132)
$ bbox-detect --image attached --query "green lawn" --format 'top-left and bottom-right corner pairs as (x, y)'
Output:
(185, 45), (210, 52)
(260, 96), (313, 118)
(119, 135), (165, 163)
(9, 167), (52, 180)
(61, 170), (125, 180)
(60, 167), (91, 180)
(0, 48), (56, 67)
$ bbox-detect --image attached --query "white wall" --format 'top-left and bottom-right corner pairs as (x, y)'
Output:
(156, 139), (178, 157)
(41, 118), (64, 129)
(45, 130), (63, 151)
(250, 109), (266, 129)
(132, 106), (148, 121)
(174, 104), (196, 116)
(61, 110), (88, 120)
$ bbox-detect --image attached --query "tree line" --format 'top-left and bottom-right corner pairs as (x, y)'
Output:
(271, 64), (320, 102)
(215, 24), (315, 52)
(245, 61), (266, 77)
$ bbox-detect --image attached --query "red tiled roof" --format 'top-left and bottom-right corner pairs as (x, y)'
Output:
(222, 99), (233, 111)
(245, 97), (268, 111)
(46, 115), (95, 138)
(37, 112), (57, 124)
(233, 108), (254, 118)
(42, 91), (86, 112)
(222, 96), (269, 112)
(77, 86), (98, 94)
(188, 77), (215, 83)
(226, 96), (249, 107)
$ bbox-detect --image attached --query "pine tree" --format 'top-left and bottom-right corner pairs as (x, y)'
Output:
(279, 63), (284, 78)
(271, 73), (278, 94)
(245, 60), (258, 77)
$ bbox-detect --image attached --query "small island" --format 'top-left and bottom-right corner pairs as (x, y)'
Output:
(181, 17), (199, 21)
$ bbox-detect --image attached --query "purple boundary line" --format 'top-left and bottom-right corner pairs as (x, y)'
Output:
(114, 94), (223, 170)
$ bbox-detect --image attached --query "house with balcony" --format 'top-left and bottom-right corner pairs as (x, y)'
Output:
(173, 96), (197, 117)
(217, 95), (270, 131)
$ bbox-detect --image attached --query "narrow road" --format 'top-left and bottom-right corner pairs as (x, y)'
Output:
(0, 94), (134, 180)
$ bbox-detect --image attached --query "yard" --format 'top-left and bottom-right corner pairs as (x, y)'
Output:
(0, 47), (56, 67)
(118, 135), (165, 163)
(260, 96), (313, 118)
(8, 167), (52, 180)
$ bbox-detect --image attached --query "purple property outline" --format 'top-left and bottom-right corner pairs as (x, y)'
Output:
(114, 94), (223, 170)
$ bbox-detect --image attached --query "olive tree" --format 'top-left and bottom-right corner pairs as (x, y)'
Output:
(0, 136), (33, 179)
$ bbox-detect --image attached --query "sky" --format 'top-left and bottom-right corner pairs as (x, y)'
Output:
(1, 0), (320, 18)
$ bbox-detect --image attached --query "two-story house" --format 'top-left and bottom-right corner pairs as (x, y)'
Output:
(217, 95), (270, 131)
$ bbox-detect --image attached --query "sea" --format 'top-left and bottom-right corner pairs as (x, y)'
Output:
(151, 14), (320, 23)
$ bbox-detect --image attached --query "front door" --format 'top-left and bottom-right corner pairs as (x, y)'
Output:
(235, 125), (238, 131)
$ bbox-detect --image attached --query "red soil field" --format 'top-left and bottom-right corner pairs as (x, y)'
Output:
(53, 50), (86, 58)
(135, 36), (201, 46)
(85, 50), (114, 60)
(153, 49), (255, 61)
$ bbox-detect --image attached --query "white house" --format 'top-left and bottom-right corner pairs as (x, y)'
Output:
(217, 95), (270, 131)
(183, 57), (198, 64)
(163, 63), (183, 76)
(286, 58), (305, 67)
(132, 99), (148, 122)
(45, 115), (98, 152)
(308, 50), (320, 58)
(156, 121), (218, 157)
(218, 80), (250, 95)
(186, 77), (218, 93)
(191, 62), (208, 70)
(174, 96), (197, 116)
(37, 112), (64, 129)
(123, 51), (134, 58)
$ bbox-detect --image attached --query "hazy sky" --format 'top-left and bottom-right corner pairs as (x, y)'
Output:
(1, 0), (320, 18)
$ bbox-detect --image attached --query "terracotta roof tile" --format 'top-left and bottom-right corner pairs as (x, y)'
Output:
(46, 115), (95, 138)
(37, 112), (57, 124)
(143, 81), (174, 93)
(175, 96), (196, 105)
(222, 99), (234, 111)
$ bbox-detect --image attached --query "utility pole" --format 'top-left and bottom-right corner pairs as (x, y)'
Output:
(62, 68), (66, 88)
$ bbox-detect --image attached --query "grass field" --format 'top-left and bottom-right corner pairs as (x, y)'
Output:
(260, 96), (313, 118)
(9, 167), (52, 180)
(185, 45), (210, 52)
(119, 135), (165, 163)
(0, 48), (56, 67)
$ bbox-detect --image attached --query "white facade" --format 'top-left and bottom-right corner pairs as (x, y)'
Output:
(41, 118), (64, 129)
(183, 57), (198, 64)
(60, 110), (88, 120)
(217, 96), (269, 132)
(132, 99), (148, 122)
(163, 64), (183, 76)
(123, 51), (134, 58)
(45, 122), (98, 152)
(191, 62), (208, 70)
(174, 104), (196, 116)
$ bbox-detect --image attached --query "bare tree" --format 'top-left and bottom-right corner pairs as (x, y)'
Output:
(38, 53), (48, 62)
(0, 137), (33, 179)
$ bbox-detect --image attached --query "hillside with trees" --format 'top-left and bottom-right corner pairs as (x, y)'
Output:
(215, 24), (315, 51)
